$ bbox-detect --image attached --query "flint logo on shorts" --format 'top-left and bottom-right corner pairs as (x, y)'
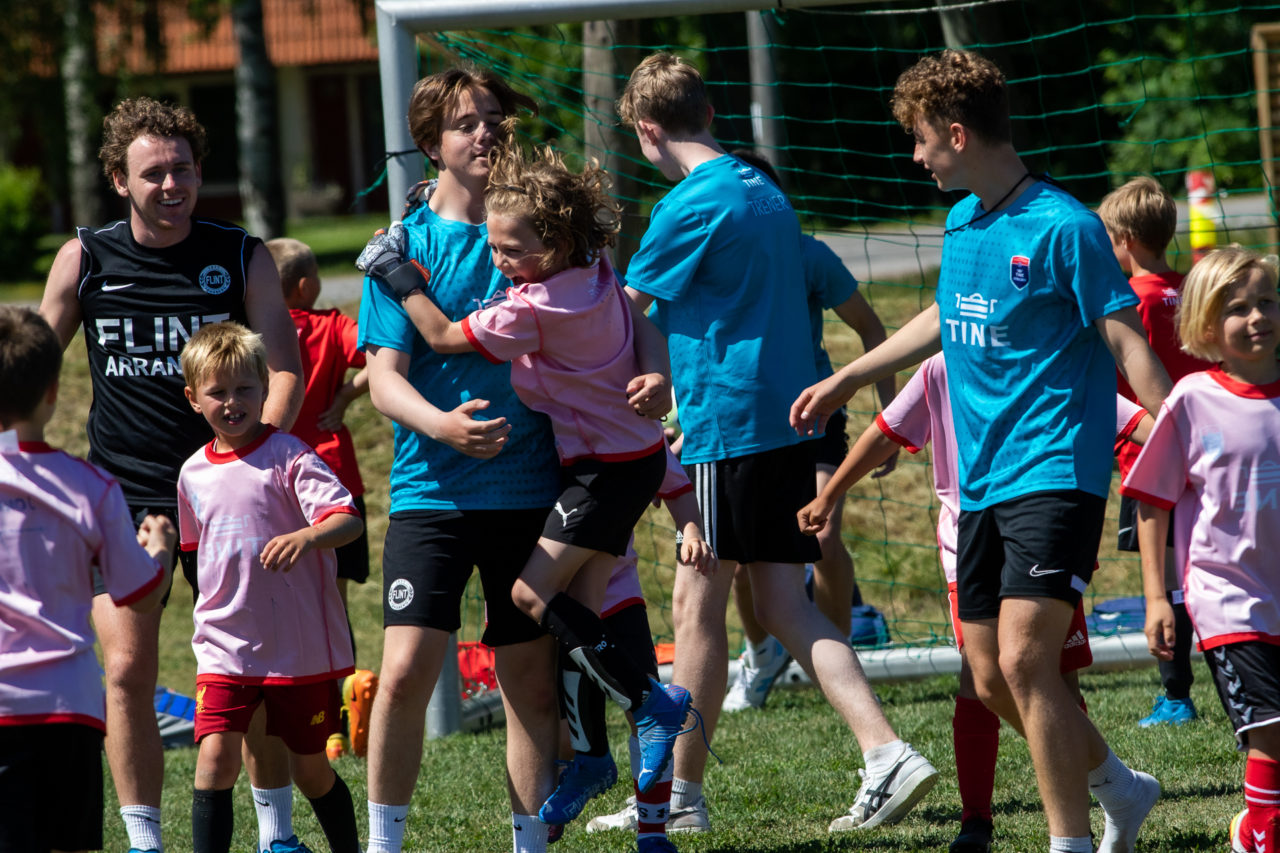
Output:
(388, 578), (414, 611)
(199, 264), (232, 295)
(1009, 255), (1031, 290)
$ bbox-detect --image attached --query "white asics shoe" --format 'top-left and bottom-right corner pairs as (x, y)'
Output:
(585, 794), (710, 833)
(829, 744), (938, 831)
(721, 636), (791, 712)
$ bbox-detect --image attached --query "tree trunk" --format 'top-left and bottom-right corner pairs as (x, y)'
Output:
(232, 0), (284, 238)
(63, 0), (104, 227)
(583, 19), (642, 271)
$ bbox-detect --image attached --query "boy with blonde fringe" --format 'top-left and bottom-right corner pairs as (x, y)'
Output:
(1097, 177), (1211, 730)
(588, 51), (938, 837)
(177, 322), (362, 853)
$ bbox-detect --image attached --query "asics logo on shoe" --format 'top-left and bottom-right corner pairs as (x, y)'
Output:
(1027, 564), (1062, 577)
(859, 762), (903, 817)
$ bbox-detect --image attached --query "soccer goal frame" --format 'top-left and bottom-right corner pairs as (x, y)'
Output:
(373, 0), (876, 222)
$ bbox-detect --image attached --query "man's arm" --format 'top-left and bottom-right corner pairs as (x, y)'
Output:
(831, 291), (895, 412)
(244, 245), (304, 431)
(791, 302), (941, 435)
(38, 239), (86, 349)
(1095, 306), (1172, 416)
(365, 343), (510, 459)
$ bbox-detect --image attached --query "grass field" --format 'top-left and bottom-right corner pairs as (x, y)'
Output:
(25, 239), (1241, 850)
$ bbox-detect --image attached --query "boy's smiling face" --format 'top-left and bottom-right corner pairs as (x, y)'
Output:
(185, 365), (266, 452)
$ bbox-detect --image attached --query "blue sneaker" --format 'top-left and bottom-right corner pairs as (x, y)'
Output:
(539, 752), (619, 825)
(633, 679), (692, 794)
(637, 836), (680, 852)
(1138, 695), (1197, 727)
(266, 835), (314, 853)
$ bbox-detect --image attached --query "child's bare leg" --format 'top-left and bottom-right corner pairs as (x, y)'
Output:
(193, 731), (245, 853)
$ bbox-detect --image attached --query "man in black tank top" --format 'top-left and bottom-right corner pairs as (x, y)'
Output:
(39, 97), (302, 853)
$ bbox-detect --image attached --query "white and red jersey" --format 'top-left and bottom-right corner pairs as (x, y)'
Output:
(461, 256), (664, 465)
(0, 432), (165, 730)
(177, 428), (358, 683)
(876, 355), (1150, 584)
(601, 444), (693, 618)
(1121, 367), (1280, 650)
(876, 354), (961, 581)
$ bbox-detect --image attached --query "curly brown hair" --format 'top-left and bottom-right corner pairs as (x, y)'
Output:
(890, 49), (1010, 145)
(484, 129), (621, 273)
(407, 65), (537, 168)
(99, 97), (208, 181)
(617, 52), (710, 135)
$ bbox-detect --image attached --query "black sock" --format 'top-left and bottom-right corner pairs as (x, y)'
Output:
(560, 644), (610, 756)
(192, 787), (234, 853)
(308, 770), (360, 853)
(540, 592), (649, 710)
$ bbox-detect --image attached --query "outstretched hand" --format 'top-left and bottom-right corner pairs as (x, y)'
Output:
(790, 374), (853, 436)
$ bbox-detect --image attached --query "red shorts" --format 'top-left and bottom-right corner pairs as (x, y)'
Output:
(947, 582), (1093, 673)
(193, 677), (339, 755)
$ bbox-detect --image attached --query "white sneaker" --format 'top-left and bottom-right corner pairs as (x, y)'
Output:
(829, 744), (938, 831)
(721, 637), (791, 712)
(585, 795), (710, 833)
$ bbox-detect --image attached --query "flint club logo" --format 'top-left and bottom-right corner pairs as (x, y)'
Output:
(1009, 255), (1031, 290)
(198, 264), (231, 295)
(388, 578), (415, 611)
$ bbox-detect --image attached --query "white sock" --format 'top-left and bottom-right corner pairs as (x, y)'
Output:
(366, 801), (409, 853)
(120, 804), (163, 852)
(671, 777), (701, 808)
(512, 812), (548, 853)
(251, 784), (294, 850)
(1049, 835), (1092, 852)
(1090, 752), (1160, 853)
(862, 739), (907, 777)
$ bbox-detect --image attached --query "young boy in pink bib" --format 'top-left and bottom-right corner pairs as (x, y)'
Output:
(0, 306), (176, 853)
(177, 321), (363, 853)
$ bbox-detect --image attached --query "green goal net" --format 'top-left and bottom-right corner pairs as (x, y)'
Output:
(390, 0), (1280, 659)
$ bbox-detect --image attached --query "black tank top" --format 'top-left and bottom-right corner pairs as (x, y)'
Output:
(76, 218), (256, 506)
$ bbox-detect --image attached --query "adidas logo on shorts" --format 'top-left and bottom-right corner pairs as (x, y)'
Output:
(1063, 630), (1088, 649)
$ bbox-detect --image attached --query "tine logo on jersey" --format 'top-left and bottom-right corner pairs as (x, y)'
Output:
(1009, 255), (1031, 290)
(946, 293), (1010, 348)
(199, 264), (232, 295)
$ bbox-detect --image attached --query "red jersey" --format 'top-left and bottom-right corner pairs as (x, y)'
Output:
(290, 307), (366, 496)
(1115, 271), (1211, 476)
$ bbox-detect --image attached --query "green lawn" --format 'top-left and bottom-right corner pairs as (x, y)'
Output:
(104, 666), (1243, 852)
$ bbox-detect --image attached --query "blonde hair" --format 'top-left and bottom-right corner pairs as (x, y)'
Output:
(485, 133), (621, 272)
(618, 52), (710, 135)
(180, 322), (268, 391)
(890, 49), (1010, 145)
(266, 237), (318, 295)
(1097, 176), (1176, 255)
(1177, 246), (1280, 362)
